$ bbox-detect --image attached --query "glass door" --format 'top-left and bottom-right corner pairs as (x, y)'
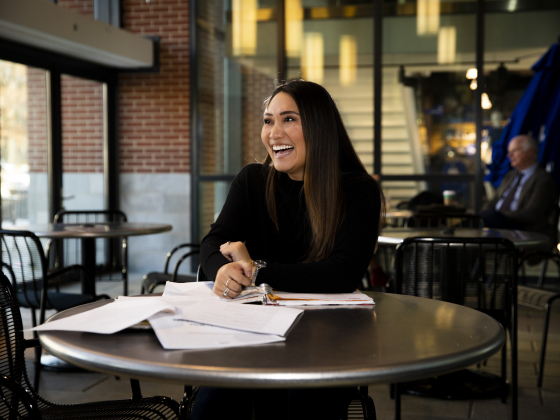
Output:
(60, 74), (106, 211)
(0, 60), (49, 228)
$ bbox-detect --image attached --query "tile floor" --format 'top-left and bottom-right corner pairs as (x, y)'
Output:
(21, 272), (560, 419)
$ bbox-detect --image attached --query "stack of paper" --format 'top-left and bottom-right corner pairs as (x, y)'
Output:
(29, 290), (304, 350)
(163, 281), (375, 306)
(268, 291), (374, 306)
(31, 281), (373, 351)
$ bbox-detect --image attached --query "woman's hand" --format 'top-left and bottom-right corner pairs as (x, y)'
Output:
(220, 241), (251, 263)
(213, 261), (253, 299)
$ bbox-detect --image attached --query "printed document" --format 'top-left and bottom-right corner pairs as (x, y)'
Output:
(28, 297), (175, 334)
(148, 299), (285, 349)
(177, 300), (303, 336)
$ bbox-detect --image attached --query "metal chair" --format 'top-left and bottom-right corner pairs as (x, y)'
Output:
(0, 229), (108, 391)
(0, 271), (180, 420)
(393, 237), (517, 420)
(406, 213), (485, 228)
(47, 210), (129, 295)
(518, 203), (560, 277)
(518, 252), (560, 388)
(141, 243), (200, 294)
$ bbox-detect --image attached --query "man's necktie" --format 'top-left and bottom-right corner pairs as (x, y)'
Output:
(499, 172), (524, 212)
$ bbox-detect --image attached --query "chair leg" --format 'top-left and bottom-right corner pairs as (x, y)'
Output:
(366, 395), (377, 420)
(33, 343), (41, 392)
(537, 258), (549, 288)
(123, 238), (128, 296)
(360, 386), (377, 420)
(123, 270), (128, 296)
(511, 302), (518, 420)
(501, 336), (507, 403)
(538, 302), (553, 388)
(29, 309), (42, 392)
(394, 383), (401, 420)
(130, 379), (142, 400)
(179, 386), (193, 420)
(519, 261), (526, 285)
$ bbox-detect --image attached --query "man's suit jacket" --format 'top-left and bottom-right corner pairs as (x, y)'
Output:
(483, 165), (557, 242)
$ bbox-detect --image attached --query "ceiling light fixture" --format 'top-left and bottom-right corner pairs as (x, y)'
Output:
(466, 68), (478, 79)
(481, 93), (492, 109)
(340, 35), (357, 86)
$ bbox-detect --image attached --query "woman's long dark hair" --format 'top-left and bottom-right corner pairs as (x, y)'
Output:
(262, 80), (385, 262)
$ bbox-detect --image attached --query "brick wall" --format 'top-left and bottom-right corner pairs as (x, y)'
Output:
(61, 74), (104, 173)
(197, 0), (223, 234)
(57, 0), (94, 17)
(242, 67), (274, 166)
(119, 0), (190, 174)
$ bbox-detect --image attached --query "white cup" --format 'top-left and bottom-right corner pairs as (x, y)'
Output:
(443, 190), (456, 206)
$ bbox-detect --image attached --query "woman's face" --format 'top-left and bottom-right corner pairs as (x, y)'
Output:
(261, 92), (306, 181)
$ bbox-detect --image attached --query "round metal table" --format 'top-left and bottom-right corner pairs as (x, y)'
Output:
(6, 222), (172, 295)
(38, 293), (505, 388)
(379, 227), (548, 248)
(18, 222), (172, 239)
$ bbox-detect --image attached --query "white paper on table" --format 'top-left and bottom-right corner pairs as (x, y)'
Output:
(148, 301), (285, 349)
(176, 300), (303, 337)
(28, 297), (176, 334)
(163, 281), (219, 300)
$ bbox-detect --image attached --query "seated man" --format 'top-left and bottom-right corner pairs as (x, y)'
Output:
(480, 135), (557, 250)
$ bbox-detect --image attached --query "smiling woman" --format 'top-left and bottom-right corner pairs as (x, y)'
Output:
(194, 79), (385, 420)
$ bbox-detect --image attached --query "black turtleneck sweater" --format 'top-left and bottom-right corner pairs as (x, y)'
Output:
(200, 163), (381, 293)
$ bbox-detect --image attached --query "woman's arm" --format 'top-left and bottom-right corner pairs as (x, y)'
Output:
(200, 164), (263, 297)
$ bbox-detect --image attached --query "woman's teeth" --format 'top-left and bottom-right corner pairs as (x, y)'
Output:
(272, 145), (294, 152)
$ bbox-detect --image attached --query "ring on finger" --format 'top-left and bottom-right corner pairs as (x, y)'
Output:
(227, 241), (231, 246)
(223, 287), (230, 297)
(225, 278), (232, 288)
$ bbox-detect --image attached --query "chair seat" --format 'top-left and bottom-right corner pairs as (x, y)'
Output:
(142, 272), (197, 293)
(39, 395), (179, 420)
(17, 291), (95, 311)
(518, 285), (560, 310)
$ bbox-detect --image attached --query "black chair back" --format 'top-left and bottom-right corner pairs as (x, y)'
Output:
(0, 271), (43, 417)
(52, 209), (128, 294)
(0, 272), (180, 419)
(406, 213), (485, 228)
(1, 230), (49, 319)
(395, 237), (515, 314)
(0, 270), (28, 385)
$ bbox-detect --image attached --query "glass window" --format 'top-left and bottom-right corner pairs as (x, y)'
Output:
(286, 0), (375, 173)
(0, 60), (49, 227)
(196, 0), (278, 239)
(198, 180), (231, 242)
(61, 74), (105, 211)
(383, 0), (477, 205)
